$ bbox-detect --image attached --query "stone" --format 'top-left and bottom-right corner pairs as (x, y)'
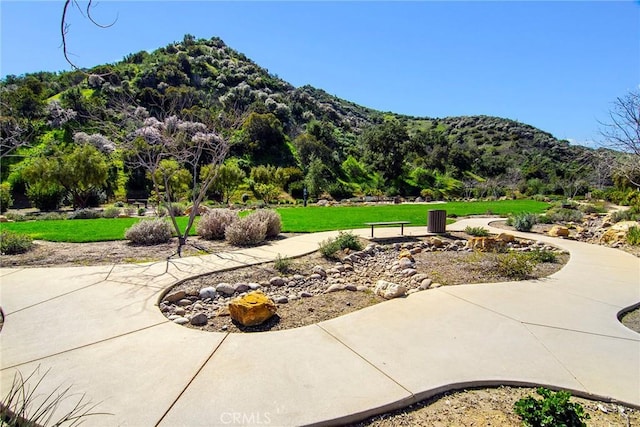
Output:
(173, 317), (189, 325)
(467, 237), (505, 252)
(300, 291), (314, 298)
(412, 273), (430, 283)
(248, 283), (261, 290)
(216, 283), (236, 296)
(184, 204), (210, 215)
(496, 233), (515, 242)
(274, 296), (289, 304)
(312, 266), (327, 278)
(228, 291), (277, 327)
(344, 284), (358, 291)
(190, 313), (208, 326)
(419, 279), (433, 289)
(234, 283), (250, 293)
(164, 290), (186, 303)
(430, 237), (444, 248)
(326, 283), (346, 293)
(401, 268), (417, 277)
(398, 258), (414, 269)
(600, 221), (639, 243)
(548, 225), (570, 237)
(374, 280), (407, 299)
(175, 307), (186, 316)
(0, 215), (8, 223)
(269, 277), (285, 287)
(198, 287), (217, 300)
(177, 299), (192, 307)
(398, 249), (414, 261)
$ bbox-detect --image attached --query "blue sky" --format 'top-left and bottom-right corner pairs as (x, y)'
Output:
(1, 1), (639, 146)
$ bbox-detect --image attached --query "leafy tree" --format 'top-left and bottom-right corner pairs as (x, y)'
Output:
(22, 144), (109, 209)
(201, 159), (246, 204)
(236, 112), (292, 164)
(359, 119), (410, 185)
(305, 157), (332, 198)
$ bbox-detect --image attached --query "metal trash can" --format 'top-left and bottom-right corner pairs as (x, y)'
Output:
(427, 210), (446, 233)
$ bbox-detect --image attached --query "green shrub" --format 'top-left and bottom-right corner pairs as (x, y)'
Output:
(464, 226), (489, 237)
(318, 237), (342, 259)
(38, 212), (66, 221)
(114, 201), (125, 207)
(0, 182), (12, 213)
(137, 207), (146, 216)
(528, 248), (557, 263)
(225, 215), (267, 246)
(512, 212), (538, 232)
(319, 231), (362, 259)
(627, 226), (640, 246)
(197, 209), (239, 240)
(249, 209), (282, 238)
(497, 251), (536, 278)
(546, 208), (583, 223)
(611, 209), (640, 223)
(0, 230), (33, 254)
(102, 206), (121, 218)
(514, 387), (589, 427)
(68, 209), (102, 220)
(335, 231), (363, 251)
(4, 212), (26, 222)
(273, 254), (292, 274)
(124, 219), (172, 245)
(578, 203), (605, 214)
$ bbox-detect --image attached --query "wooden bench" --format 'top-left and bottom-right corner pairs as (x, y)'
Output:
(126, 199), (149, 209)
(364, 221), (411, 238)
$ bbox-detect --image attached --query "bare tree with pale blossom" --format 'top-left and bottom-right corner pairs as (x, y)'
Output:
(125, 110), (229, 256)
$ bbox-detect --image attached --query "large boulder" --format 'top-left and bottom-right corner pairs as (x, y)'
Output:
(600, 221), (639, 244)
(548, 225), (570, 237)
(466, 237), (505, 252)
(374, 280), (407, 299)
(184, 204), (210, 216)
(228, 291), (277, 326)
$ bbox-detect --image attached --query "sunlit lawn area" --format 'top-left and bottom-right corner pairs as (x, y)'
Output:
(0, 199), (549, 243)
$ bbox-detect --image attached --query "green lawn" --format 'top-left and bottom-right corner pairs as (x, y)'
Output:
(276, 199), (548, 232)
(0, 199), (548, 243)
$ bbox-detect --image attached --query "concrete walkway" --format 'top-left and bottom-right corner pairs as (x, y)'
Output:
(1, 218), (639, 426)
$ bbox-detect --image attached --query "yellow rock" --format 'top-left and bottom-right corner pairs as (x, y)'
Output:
(548, 225), (569, 237)
(430, 237), (444, 248)
(466, 237), (505, 252)
(600, 221), (639, 244)
(496, 233), (515, 243)
(228, 291), (277, 326)
(398, 249), (414, 261)
(184, 205), (211, 216)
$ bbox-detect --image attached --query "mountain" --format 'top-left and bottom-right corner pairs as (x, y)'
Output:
(1, 35), (600, 204)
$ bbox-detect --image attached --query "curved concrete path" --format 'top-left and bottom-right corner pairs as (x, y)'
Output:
(0, 218), (638, 426)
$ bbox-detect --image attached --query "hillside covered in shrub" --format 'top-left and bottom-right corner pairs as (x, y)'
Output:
(0, 35), (624, 210)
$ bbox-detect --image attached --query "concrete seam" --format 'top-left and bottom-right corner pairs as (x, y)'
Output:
(315, 324), (415, 398)
(438, 288), (522, 323)
(6, 279), (107, 315)
(522, 321), (640, 342)
(522, 323), (589, 392)
(0, 321), (169, 371)
(154, 332), (230, 427)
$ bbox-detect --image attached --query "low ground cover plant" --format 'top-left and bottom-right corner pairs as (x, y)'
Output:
(273, 254), (292, 274)
(514, 387), (589, 427)
(464, 226), (489, 236)
(0, 230), (33, 255)
(124, 219), (172, 245)
(509, 212), (538, 232)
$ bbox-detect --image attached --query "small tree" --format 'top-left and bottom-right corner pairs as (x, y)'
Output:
(125, 112), (228, 255)
(22, 144), (109, 209)
(202, 159), (246, 204)
(600, 90), (640, 188)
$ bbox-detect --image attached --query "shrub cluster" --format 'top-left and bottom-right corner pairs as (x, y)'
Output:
(0, 230), (33, 255)
(197, 209), (239, 240)
(496, 251), (536, 279)
(511, 212), (538, 232)
(627, 226), (640, 246)
(124, 219), (172, 245)
(319, 231), (363, 259)
(102, 206), (121, 218)
(273, 254), (292, 274)
(225, 215), (267, 246)
(249, 209), (281, 238)
(68, 209), (102, 220)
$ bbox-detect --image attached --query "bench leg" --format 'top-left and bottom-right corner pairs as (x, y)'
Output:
(371, 225), (374, 238)
(401, 224), (404, 235)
